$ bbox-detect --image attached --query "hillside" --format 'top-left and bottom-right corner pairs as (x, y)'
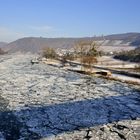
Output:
(105, 33), (140, 46)
(0, 42), (7, 48)
(2, 33), (140, 53)
(4, 37), (78, 53)
(114, 47), (140, 62)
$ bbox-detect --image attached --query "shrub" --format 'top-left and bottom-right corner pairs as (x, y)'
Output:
(81, 56), (97, 71)
(0, 48), (6, 55)
(42, 47), (57, 59)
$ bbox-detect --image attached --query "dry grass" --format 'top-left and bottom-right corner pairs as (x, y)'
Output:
(81, 56), (97, 70)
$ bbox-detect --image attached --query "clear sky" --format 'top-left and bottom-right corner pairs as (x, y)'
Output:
(0, 0), (140, 42)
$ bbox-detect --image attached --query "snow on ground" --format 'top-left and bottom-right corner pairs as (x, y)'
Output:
(96, 56), (138, 68)
(112, 74), (140, 83)
(99, 46), (136, 53)
(0, 53), (140, 140)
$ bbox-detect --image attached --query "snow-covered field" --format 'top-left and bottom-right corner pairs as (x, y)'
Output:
(99, 45), (136, 53)
(0, 53), (140, 140)
(112, 74), (140, 83)
(97, 56), (138, 69)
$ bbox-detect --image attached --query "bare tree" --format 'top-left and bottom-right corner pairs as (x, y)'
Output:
(74, 40), (100, 72)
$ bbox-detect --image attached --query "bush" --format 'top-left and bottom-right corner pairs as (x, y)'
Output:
(81, 56), (97, 70)
(0, 48), (6, 55)
(74, 40), (100, 71)
(42, 47), (57, 59)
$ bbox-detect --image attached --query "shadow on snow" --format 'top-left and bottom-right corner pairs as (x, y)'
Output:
(0, 91), (140, 140)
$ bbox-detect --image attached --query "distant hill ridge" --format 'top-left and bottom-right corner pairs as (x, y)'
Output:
(1, 33), (140, 53)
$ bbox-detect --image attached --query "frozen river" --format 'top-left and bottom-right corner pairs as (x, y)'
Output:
(0, 53), (140, 140)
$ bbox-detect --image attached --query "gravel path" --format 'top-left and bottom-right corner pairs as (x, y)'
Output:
(0, 53), (140, 140)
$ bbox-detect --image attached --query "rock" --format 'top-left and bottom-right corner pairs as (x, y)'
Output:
(31, 59), (39, 64)
(96, 70), (112, 76)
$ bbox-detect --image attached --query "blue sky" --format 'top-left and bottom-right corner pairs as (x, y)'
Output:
(0, 0), (140, 42)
